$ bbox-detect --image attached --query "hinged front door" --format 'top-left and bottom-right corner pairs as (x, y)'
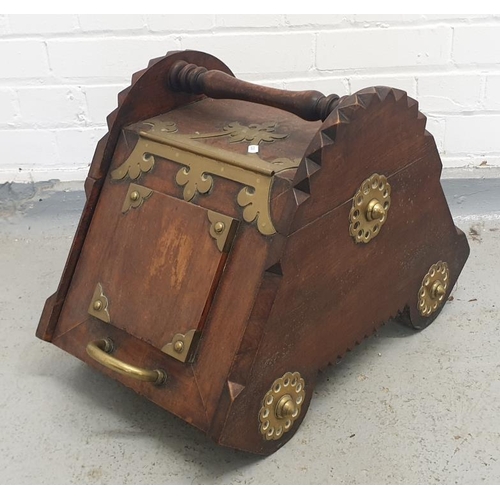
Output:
(88, 183), (238, 362)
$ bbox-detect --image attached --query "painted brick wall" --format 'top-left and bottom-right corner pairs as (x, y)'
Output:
(1, 14), (499, 183)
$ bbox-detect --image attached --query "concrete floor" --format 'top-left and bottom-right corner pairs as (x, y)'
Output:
(0, 179), (499, 484)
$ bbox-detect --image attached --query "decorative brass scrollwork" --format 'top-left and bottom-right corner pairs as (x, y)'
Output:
(190, 121), (288, 145)
(175, 165), (213, 201)
(111, 149), (155, 181)
(110, 120), (299, 236)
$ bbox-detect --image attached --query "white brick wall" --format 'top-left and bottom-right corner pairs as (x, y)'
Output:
(1, 14), (500, 183)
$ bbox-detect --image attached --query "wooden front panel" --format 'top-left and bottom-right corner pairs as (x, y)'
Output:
(91, 189), (235, 350)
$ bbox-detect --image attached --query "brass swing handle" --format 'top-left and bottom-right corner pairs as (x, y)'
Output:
(86, 338), (167, 385)
(168, 60), (340, 122)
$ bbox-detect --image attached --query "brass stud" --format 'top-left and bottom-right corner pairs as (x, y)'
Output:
(214, 221), (225, 234)
(276, 395), (296, 419)
(93, 300), (103, 311)
(129, 190), (140, 202)
(431, 281), (446, 299)
(366, 199), (386, 221)
(173, 340), (184, 353)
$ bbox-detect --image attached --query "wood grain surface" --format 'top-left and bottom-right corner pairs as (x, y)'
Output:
(37, 50), (470, 455)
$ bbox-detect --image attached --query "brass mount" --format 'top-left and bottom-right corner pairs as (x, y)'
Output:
(121, 183), (153, 214)
(88, 283), (110, 323)
(349, 173), (391, 243)
(207, 211), (238, 252)
(111, 119), (300, 236)
(161, 330), (198, 363)
(259, 372), (305, 441)
(418, 261), (450, 317)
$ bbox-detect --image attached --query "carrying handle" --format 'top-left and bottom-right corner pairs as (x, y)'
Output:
(86, 338), (167, 385)
(168, 60), (339, 122)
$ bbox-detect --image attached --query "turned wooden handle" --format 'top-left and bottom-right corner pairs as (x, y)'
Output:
(168, 60), (339, 122)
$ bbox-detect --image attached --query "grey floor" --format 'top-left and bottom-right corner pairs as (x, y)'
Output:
(0, 178), (499, 484)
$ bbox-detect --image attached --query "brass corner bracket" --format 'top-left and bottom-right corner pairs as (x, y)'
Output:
(88, 283), (110, 323)
(122, 183), (153, 214)
(161, 330), (198, 363)
(207, 210), (238, 252)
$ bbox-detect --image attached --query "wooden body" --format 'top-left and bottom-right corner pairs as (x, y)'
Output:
(37, 50), (469, 455)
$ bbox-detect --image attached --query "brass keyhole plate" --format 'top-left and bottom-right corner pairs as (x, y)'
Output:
(349, 173), (391, 243)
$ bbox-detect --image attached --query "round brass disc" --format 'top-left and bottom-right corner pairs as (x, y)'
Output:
(258, 372), (305, 441)
(417, 261), (450, 317)
(349, 173), (391, 243)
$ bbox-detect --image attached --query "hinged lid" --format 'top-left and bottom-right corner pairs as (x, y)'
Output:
(108, 99), (319, 236)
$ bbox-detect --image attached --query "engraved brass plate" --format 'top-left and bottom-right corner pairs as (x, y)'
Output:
(161, 329), (197, 363)
(88, 283), (110, 323)
(259, 372), (305, 441)
(349, 173), (391, 243)
(121, 183), (153, 214)
(188, 121), (288, 145)
(207, 210), (238, 252)
(111, 121), (300, 236)
(418, 261), (450, 317)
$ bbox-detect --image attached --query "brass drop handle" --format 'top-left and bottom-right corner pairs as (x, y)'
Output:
(86, 338), (167, 385)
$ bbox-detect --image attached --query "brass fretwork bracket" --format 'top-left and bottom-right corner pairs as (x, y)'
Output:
(111, 121), (299, 236)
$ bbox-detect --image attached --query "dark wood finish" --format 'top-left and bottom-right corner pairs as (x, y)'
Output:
(168, 60), (339, 121)
(36, 50), (470, 455)
(89, 190), (233, 350)
(37, 50), (234, 343)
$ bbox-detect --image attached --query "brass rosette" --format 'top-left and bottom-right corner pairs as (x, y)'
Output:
(259, 372), (305, 441)
(349, 173), (391, 243)
(418, 261), (450, 317)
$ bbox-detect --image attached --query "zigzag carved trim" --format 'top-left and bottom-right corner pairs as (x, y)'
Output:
(292, 86), (428, 203)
